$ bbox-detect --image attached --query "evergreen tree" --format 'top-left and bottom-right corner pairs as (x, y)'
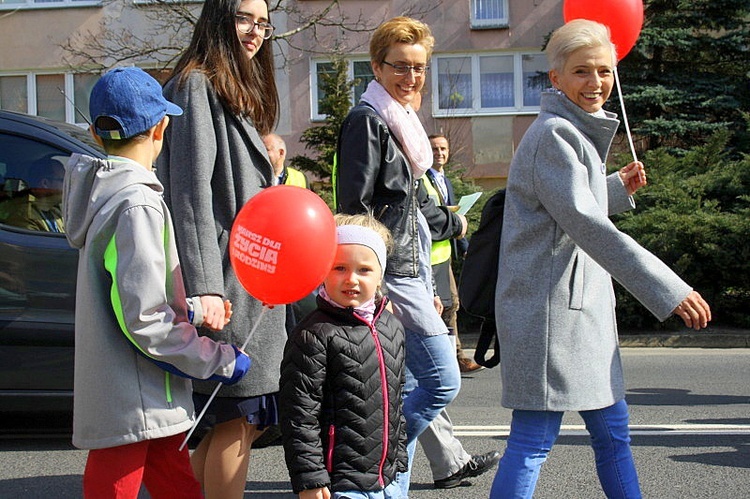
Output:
(289, 57), (355, 186)
(613, 0), (750, 155)
(611, 128), (750, 329)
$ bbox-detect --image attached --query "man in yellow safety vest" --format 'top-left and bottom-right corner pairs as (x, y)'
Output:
(418, 134), (500, 490)
(262, 133), (310, 189)
(424, 134), (481, 373)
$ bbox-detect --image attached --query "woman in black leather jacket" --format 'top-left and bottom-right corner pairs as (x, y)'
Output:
(335, 16), (467, 496)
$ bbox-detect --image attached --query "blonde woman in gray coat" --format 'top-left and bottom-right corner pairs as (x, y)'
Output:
(490, 20), (711, 499)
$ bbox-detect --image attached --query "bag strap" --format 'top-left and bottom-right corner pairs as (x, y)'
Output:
(473, 319), (500, 368)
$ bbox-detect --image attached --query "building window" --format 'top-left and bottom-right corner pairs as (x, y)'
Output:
(471, 0), (509, 29)
(0, 72), (100, 125)
(72, 73), (99, 124)
(0, 0), (100, 10)
(0, 76), (27, 114)
(311, 58), (375, 121)
(432, 52), (547, 117)
(36, 74), (66, 123)
(437, 57), (472, 110)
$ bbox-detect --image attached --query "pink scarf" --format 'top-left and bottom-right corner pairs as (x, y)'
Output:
(319, 285), (377, 324)
(360, 80), (432, 179)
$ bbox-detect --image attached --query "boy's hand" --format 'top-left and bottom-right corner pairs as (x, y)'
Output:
(224, 346), (251, 385)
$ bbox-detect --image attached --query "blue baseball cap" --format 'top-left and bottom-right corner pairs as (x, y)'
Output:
(89, 67), (183, 140)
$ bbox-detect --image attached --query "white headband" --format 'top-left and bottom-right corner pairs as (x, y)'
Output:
(336, 225), (387, 276)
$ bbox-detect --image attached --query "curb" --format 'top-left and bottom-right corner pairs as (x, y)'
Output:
(458, 328), (750, 350)
(618, 332), (750, 348)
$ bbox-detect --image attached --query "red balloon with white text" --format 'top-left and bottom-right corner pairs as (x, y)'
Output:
(229, 186), (336, 306)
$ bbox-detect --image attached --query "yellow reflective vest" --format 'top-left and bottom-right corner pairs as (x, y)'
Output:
(284, 168), (308, 188)
(421, 177), (452, 266)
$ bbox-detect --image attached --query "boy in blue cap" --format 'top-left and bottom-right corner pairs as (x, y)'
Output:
(62, 67), (250, 498)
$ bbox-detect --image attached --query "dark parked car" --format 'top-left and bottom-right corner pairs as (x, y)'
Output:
(0, 110), (104, 415)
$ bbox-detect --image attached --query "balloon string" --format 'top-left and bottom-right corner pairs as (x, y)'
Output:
(179, 304), (270, 451)
(614, 66), (638, 163)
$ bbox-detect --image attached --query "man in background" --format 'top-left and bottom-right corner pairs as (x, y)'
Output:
(417, 134), (499, 490)
(425, 134), (482, 373)
(262, 133), (310, 189)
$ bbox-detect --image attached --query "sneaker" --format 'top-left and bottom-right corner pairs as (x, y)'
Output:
(458, 356), (485, 373)
(465, 450), (501, 477)
(433, 450), (501, 489)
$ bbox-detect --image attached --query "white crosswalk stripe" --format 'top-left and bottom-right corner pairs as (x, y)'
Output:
(453, 424), (750, 437)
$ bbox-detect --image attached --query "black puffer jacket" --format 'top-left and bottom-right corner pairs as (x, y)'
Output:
(279, 295), (407, 494)
(337, 103), (463, 277)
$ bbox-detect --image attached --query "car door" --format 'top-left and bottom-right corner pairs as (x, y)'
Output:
(0, 112), (103, 412)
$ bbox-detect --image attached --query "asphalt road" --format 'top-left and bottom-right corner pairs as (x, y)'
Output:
(0, 348), (748, 498)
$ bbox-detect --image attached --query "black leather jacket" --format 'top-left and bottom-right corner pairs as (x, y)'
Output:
(336, 103), (463, 277)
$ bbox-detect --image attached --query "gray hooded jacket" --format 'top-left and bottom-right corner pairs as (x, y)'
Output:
(63, 153), (242, 449)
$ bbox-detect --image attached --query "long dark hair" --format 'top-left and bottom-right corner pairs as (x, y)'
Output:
(170, 0), (279, 135)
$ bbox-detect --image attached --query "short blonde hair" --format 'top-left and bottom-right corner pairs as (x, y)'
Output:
(546, 19), (617, 72)
(370, 16), (434, 65)
(333, 213), (394, 256)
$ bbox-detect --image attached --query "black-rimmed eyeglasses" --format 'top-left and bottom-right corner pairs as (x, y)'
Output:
(235, 15), (275, 40)
(381, 61), (429, 76)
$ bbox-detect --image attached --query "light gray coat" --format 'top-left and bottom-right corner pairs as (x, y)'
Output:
(157, 71), (287, 398)
(495, 91), (692, 411)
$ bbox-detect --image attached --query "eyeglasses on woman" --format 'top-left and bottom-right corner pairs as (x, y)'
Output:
(235, 15), (274, 40)
(381, 61), (429, 76)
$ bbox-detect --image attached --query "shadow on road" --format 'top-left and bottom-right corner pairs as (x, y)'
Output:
(626, 387), (750, 406)
(0, 475), (82, 498)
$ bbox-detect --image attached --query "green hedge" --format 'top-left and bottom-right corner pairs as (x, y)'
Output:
(611, 131), (750, 329)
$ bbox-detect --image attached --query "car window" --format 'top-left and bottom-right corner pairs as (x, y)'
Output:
(0, 133), (68, 234)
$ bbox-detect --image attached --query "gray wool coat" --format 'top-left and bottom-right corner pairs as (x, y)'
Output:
(156, 71), (287, 398)
(495, 91), (692, 411)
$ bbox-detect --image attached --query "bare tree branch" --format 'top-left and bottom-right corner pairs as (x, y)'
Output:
(60, 0), (442, 71)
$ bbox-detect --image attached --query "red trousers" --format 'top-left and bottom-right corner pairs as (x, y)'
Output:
(83, 432), (202, 499)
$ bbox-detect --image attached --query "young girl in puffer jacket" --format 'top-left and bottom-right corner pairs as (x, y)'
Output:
(279, 213), (407, 499)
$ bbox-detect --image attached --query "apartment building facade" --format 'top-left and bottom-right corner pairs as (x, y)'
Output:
(0, 0), (564, 188)
(279, 0), (563, 188)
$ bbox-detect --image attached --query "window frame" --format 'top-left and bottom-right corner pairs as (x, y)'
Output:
(132, 0), (203, 5)
(0, 71), (100, 127)
(310, 57), (374, 122)
(470, 0), (510, 29)
(430, 51), (547, 118)
(0, 0), (100, 11)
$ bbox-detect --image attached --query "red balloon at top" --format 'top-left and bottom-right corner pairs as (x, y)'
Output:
(563, 0), (644, 61)
(229, 185), (337, 306)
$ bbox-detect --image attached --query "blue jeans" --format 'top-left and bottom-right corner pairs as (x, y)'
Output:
(333, 476), (402, 498)
(490, 400), (641, 499)
(396, 330), (461, 497)
(386, 210), (461, 498)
